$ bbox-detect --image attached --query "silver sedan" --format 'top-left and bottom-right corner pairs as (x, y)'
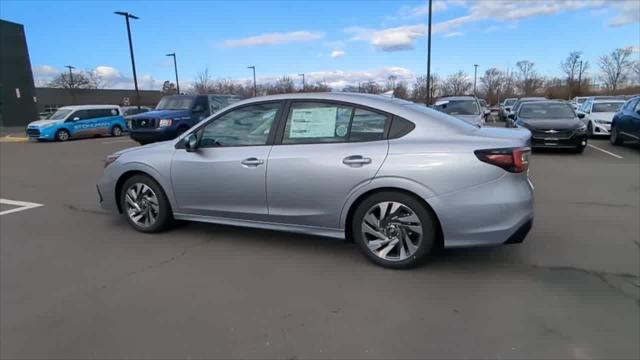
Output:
(98, 93), (534, 268)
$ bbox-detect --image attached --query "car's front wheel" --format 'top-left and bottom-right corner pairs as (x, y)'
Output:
(55, 129), (70, 141)
(587, 122), (594, 138)
(120, 175), (173, 233)
(610, 124), (623, 146)
(352, 191), (437, 269)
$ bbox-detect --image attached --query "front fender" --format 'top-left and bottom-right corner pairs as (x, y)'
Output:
(106, 161), (177, 212)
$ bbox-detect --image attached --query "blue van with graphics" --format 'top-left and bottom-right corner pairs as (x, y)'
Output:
(127, 95), (242, 144)
(26, 105), (127, 141)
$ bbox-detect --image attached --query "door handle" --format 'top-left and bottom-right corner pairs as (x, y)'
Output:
(342, 155), (372, 166)
(241, 157), (264, 166)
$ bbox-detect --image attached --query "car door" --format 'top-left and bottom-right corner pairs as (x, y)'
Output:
(631, 100), (640, 139)
(171, 102), (282, 219)
(66, 110), (91, 137)
(266, 101), (389, 229)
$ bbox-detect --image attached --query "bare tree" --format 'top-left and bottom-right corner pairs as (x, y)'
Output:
(599, 48), (634, 94)
(633, 61), (640, 84)
(515, 60), (544, 96)
(411, 74), (441, 103)
(48, 71), (93, 89)
(86, 68), (108, 89)
(393, 81), (410, 99)
(266, 76), (296, 94)
(303, 81), (331, 92)
(480, 68), (503, 105)
(191, 67), (214, 94)
(358, 81), (383, 94)
(443, 71), (472, 96)
(561, 51), (589, 97)
(498, 69), (517, 99)
(162, 81), (178, 95)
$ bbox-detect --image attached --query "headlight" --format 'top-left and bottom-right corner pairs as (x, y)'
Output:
(104, 154), (120, 168)
(594, 120), (609, 125)
(158, 119), (172, 127)
(127, 120), (132, 128)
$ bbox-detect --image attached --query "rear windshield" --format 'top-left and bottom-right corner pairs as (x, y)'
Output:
(433, 100), (479, 115)
(519, 103), (575, 119)
(408, 104), (478, 130)
(592, 102), (623, 113)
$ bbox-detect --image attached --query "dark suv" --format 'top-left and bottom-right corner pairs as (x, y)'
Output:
(128, 95), (242, 144)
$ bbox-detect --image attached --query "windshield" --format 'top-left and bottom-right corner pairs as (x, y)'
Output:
(519, 103), (575, 119)
(504, 99), (517, 106)
(48, 109), (72, 120)
(577, 98), (587, 104)
(434, 100), (479, 115)
(593, 102), (623, 113)
(155, 97), (194, 110)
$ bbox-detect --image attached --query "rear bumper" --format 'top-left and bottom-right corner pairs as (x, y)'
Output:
(430, 173), (534, 248)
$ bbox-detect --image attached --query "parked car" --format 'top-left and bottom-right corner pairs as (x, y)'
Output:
(505, 97), (548, 127)
(432, 96), (489, 126)
(510, 100), (587, 153)
(610, 96), (640, 146)
(121, 106), (152, 118)
(98, 93), (534, 269)
(500, 98), (518, 121)
(128, 95), (242, 144)
(26, 105), (126, 141)
(577, 97), (625, 137)
(571, 96), (589, 110)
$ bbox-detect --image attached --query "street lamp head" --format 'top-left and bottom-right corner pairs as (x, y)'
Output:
(65, 65), (75, 70)
(166, 53), (175, 57)
(114, 11), (138, 19)
(248, 66), (255, 69)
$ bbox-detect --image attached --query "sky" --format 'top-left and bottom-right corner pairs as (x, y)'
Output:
(1, 0), (639, 90)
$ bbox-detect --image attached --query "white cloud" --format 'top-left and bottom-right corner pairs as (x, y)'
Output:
(33, 64), (59, 77)
(444, 32), (464, 38)
(608, 0), (640, 26)
(629, 46), (640, 53)
(330, 50), (346, 58)
(32, 64), (164, 90)
(348, 0), (629, 51)
(256, 67), (414, 90)
(222, 31), (324, 47)
(345, 25), (426, 51)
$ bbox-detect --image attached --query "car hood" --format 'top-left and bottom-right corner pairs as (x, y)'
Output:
(521, 118), (583, 130)
(28, 119), (62, 127)
(130, 109), (191, 119)
(114, 139), (174, 156)
(452, 114), (483, 125)
(589, 112), (615, 122)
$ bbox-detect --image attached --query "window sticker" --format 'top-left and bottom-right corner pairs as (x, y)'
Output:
(289, 107), (337, 138)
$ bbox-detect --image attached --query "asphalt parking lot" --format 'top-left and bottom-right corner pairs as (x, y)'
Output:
(1, 132), (639, 359)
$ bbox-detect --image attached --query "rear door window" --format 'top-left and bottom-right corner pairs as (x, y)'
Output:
(281, 102), (389, 144)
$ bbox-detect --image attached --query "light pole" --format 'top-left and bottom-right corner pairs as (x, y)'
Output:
(65, 65), (76, 104)
(248, 66), (257, 97)
(165, 52), (180, 94)
(425, 0), (433, 104)
(473, 64), (479, 96)
(298, 73), (305, 91)
(114, 11), (141, 109)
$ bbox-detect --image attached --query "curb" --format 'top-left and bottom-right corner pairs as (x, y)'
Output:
(0, 135), (29, 143)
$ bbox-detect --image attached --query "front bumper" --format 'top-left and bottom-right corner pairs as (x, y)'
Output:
(26, 127), (55, 140)
(129, 128), (178, 143)
(592, 122), (611, 135)
(531, 133), (587, 149)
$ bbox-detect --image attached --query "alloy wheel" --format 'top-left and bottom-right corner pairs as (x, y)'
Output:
(124, 183), (160, 228)
(113, 126), (122, 136)
(361, 201), (423, 262)
(58, 130), (69, 141)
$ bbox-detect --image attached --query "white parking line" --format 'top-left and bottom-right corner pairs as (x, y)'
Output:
(587, 144), (624, 159)
(0, 199), (44, 216)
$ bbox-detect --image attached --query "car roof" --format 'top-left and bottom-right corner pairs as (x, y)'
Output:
(436, 96), (478, 101)
(592, 98), (626, 103)
(58, 105), (120, 110)
(520, 100), (569, 106)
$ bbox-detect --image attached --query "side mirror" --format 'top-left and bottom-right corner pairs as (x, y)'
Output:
(507, 113), (516, 120)
(184, 133), (199, 152)
(504, 107), (511, 112)
(577, 112), (585, 119)
(73, 117), (80, 121)
(484, 109), (491, 116)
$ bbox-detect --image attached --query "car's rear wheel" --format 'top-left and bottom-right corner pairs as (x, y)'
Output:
(352, 192), (436, 269)
(55, 129), (70, 141)
(120, 175), (173, 233)
(111, 125), (123, 137)
(610, 124), (623, 145)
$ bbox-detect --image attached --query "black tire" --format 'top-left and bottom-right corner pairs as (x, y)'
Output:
(610, 124), (623, 146)
(352, 191), (437, 269)
(55, 129), (70, 141)
(111, 125), (123, 137)
(587, 122), (594, 138)
(575, 145), (585, 154)
(137, 140), (151, 145)
(119, 174), (173, 233)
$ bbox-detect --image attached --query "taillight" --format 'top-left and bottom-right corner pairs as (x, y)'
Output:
(474, 147), (530, 173)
